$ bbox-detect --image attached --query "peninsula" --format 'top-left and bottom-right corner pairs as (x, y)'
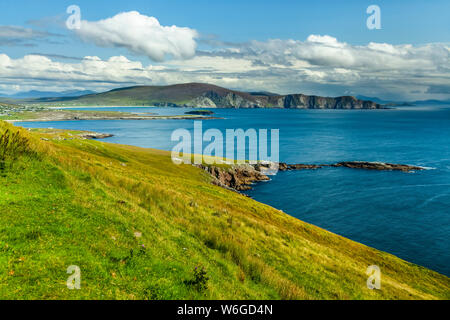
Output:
(7, 83), (382, 109)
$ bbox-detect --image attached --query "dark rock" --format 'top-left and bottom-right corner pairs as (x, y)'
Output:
(278, 163), (323, 171)
(185, 110), (214, 115)
(78, 132), (114, 139)
(198, 161), (424, 192)
(331, 161), (424, 172)
(196, 164), (269, 191)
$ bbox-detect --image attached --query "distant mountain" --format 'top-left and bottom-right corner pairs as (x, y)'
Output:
(412, 99), (450, 105)
(15, 83), (381, 109)
(1, 90), (96, 99)
(248, 91), (279, 97)
(357, 95), (450, 106)
(356, 95), (392, 104)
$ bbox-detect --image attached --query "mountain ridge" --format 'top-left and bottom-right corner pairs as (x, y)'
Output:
(0, 90), (97, 99)
(19, 83), (382, 109)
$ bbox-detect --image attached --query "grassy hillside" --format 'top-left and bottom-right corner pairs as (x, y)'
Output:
(14, 83), (380, 109)
(0, 102), (23, 108)
(0, 121), (448, 299)
(0, 109), (211, 122)
(17, 83), (258, 106)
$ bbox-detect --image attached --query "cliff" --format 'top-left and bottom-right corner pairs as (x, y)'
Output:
(22, 83), (382, 109)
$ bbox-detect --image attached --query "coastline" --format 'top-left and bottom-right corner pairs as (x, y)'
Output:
(7, 107), (450, 278)
(5, 116), (220, 123)
(4, 113), (221, 122)
(2, 120), (449, 299)
(197, 161), (429, 192)
(46, 105), (162, 109)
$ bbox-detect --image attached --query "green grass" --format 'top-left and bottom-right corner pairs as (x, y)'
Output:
(0, 121), (448, 300)
(0, 110), (133, 121)
(0, 102), (24, 108)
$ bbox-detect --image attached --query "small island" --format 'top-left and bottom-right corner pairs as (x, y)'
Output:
(185, 110), (214, 115)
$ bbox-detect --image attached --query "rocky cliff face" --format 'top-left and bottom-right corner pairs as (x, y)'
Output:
(268, 94), (380, 109)
(196, 164), (269, 191)
(53, 83), (381, 109)
(186, 91), (380, 109)
(202, 91), (265, 108)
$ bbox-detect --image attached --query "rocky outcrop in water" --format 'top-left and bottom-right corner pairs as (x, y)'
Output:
(185, 110), (214, 115)
(277, 163), (323, 170)
(78, 132), (114, 139)
(277, 161), (424, 172)
(196, 164), (269, 191)
(330, 161), (425, 172)
(199, 161), (425, 191)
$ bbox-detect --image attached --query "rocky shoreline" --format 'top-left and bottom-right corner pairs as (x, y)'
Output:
(196, 164), (269, 191)
(198, 161), (426, 191)
(278, 161), (425, 172)
(6, 114), (220, 122)
(77, 132), (114, 139)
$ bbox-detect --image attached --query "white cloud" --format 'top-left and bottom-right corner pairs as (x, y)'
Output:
(306, 34), (344, 48)
(0, 54), (155, 93)
(75, 11), (198, 62)
(239, 37), (449, 72)
(0, 34), (449, 101)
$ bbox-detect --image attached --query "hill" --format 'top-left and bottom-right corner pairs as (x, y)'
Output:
(356, 96), (450, 106)
(23, 83), (381, 109)
(0, 121), (448, 299)
(0, 90), (97, 99)
(413, 99), (450, 105)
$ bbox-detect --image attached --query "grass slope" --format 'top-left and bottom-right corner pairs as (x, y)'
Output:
(16, 83), (257, 106)
(0, 121), (448, 299)
(0, 110), (130, 121)
(0, 110), (207, 122)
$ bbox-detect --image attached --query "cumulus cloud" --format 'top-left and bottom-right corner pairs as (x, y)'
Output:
(233, 35), (449, 72)
(188, 35), (450, 99)
(0, 54), (154, 93)
(0, 34), (449, 101)
(306, 34), (344, 47)
(75, 11), (198, 62)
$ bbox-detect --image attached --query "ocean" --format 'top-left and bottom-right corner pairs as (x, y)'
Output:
(15, 105), (450, 276)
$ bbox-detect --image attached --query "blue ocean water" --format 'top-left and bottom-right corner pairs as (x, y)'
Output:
(16, 106), (450, 276)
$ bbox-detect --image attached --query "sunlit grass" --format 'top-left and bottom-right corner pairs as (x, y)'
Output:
(0, 120), (448, 300)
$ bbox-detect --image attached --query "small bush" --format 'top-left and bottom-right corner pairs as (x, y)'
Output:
(185, 265), (209, 292)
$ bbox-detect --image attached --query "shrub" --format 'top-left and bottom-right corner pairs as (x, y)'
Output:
(185, 265), (209, 292)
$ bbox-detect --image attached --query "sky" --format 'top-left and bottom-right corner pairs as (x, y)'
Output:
(0, 0), (449, 100)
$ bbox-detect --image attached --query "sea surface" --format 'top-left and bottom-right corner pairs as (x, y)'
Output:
(15, 105), (450, 276)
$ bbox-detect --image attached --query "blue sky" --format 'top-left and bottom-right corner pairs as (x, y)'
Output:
(0, 0), (449, 100)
